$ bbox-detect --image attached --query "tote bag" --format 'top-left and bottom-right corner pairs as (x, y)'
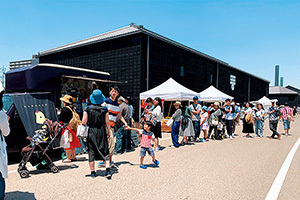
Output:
(60, 129), (70, 149)
(166, 118), (174, 127)
(77, 124), (89, 138)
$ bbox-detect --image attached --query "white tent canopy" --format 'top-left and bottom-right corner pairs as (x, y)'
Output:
(199, 85), (234, 102)
(139, 78), (198, 101)
(253, 96), (278, 109)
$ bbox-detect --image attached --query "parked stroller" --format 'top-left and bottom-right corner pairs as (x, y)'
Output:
(18, 120), (63, 178)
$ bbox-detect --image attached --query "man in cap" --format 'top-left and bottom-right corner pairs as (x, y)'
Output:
(268, 100), (281, 139)
(189, 96), (201, 141)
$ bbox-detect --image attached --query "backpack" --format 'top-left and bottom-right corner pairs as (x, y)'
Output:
(66, 106), (81, 130)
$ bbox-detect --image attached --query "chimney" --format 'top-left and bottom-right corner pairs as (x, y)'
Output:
(280, 77), (284, 87)
(275, 65), (279, 86)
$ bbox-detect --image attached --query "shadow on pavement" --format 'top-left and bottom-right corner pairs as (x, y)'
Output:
(28, 164), (79, 175)
(114, 161), (135, 167)
(5, 191), (37, 200)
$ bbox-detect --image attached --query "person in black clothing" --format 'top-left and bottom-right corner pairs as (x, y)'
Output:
(82, 90), (112, 179)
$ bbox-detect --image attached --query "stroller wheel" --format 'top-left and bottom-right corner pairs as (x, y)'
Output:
(20, 170), (30, 178)
(51, 165), (59, 173)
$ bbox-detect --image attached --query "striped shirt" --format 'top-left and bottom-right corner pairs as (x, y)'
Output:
(102, 97), (120, 128)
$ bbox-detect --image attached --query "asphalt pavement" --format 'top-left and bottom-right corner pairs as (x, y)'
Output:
(5, 117), (300, 200)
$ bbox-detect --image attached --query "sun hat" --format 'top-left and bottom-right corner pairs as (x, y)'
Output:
(173, 101), (182, 107)
(90, 89), (105, 105)
(60, 95), (73, 104)
(214, 102), (220, 106)
(202, 106), (208, 111)
(193, 96), (199, 100)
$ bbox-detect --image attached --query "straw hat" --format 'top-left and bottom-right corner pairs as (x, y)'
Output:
(173, 101), (182, 107)
(60, 94), (72, 104)
(214, 102), (220, 106)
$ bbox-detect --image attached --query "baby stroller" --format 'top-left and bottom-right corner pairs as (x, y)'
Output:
(18, 120), (63, 178)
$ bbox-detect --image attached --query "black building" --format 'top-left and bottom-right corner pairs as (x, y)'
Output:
(269, 86), (299, 107)
(37, 23), (269, 119)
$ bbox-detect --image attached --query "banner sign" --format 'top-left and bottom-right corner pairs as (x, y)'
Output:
(10, 93), (58, 137)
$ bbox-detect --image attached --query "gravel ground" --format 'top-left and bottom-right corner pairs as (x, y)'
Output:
(5, 117), (300, 200)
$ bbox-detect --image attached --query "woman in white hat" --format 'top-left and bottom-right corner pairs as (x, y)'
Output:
(171, 101), (182, 148)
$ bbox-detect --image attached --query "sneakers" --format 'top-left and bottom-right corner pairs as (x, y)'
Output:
(139, 164), (147, 169)
(105, 168), (112, 179)
(153, 159), (159, 166)
(154, 147), (159, 152)
(229, 136), (233, 140)
(91, 171), (97, 178)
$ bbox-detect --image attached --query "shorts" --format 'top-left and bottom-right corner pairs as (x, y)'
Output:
(283, 120), (291, 130)
(140, 147), (155, 157)
(200, 124), (209, 130)
(108, 129), (116, 156)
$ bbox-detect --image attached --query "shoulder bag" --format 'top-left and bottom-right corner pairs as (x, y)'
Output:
(285, 108), (293, 122)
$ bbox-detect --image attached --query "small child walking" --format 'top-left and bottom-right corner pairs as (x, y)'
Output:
(126, 121), (159, 169)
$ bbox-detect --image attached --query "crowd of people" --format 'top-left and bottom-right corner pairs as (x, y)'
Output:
(167, 96), (296, 149)
(0, 83), (298, 199)
(54, 90), (299, 180)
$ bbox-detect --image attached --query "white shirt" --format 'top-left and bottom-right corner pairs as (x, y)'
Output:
(200, 112), (208, 125)
(152, 106), (163, 122)
(0, 110), (10, 179)
(189, 104), (201, 121)
(255, 109), (265, 120)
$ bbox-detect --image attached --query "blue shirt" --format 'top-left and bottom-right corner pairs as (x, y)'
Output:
(225, 105), (234, 120)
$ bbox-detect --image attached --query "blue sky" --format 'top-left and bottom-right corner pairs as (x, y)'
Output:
(0, 0), (299, 88)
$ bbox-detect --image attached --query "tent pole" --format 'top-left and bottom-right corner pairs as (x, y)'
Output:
(139, 98), (141, 125)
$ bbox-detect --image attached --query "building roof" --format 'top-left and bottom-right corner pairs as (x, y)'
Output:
(269, 86), (298, 95)
(286, 85), (300, 94)
(37, 23), (269, 83)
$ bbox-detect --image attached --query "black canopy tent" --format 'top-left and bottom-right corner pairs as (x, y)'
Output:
(5, 63), (118, 107)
